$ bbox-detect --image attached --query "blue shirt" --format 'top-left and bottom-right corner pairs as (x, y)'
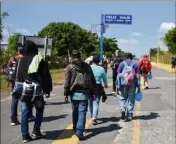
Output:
(71, 92), (90, 100)
(91, 65), (108, 85)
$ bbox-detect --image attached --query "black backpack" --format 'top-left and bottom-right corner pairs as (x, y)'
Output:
(70, 63), (92, 91)
(5, 57), (19, 82)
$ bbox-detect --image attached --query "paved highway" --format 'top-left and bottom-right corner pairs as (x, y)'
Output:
(1, 67), (175, 144)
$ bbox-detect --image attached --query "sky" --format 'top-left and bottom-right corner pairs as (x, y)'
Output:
(2, 1), (176, 57)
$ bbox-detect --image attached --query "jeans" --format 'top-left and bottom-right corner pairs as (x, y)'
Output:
(89, 96), (101, 119)
(21, 97), (44, 137)
(71, 100), (88, 135)
(11, 96), (33, 121)
(118, 84), (136, 116)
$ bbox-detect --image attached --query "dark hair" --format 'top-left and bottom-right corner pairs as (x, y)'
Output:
(126, 53), (133, 60)
(71, 50), (81, 59)
(93, 56), (100, 64)
(23, 40), (38, 55)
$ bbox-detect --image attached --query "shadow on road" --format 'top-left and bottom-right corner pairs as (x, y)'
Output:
(133, 112), (160, 120)
(97, 117), (120, 125)
(84, 124), (122, 140)
(43, 114), (68, 123)
(44, 129), (74, 140)
(145, 87), (161, 90)
(45, 101), (69, 105)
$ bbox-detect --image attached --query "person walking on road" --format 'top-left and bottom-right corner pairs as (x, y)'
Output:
(139, 54), (152, 89)
(117, 53), (140, 121)
(110, 50), (122, 94)
(15, 40), (52, 143)
(6, 48), (35, 126)
(64, 50), (96, 140)
(89, 56), (108, 125)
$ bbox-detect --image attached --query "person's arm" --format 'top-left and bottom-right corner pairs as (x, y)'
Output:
(64, 65), (71, 97)
(102, 68), (108, 87)
(135, 65), (141, 92)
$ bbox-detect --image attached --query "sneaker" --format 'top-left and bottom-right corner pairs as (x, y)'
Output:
(76, 133), (85, 140)
(121, 111), (126, 120)
(32, 130), (46, 139)
(111, 91), (115, 94)
(28, 116), (35, 122)
(23, 135), (33, 143)
(11, 120), (20, 126)
(126, 114), (133, 122)
(92, 119), (98, 125)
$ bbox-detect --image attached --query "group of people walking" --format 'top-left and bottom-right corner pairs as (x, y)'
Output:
(5, 40), (152, 142)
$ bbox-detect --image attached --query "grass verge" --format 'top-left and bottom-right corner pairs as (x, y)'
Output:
(0, 69), (65, 94)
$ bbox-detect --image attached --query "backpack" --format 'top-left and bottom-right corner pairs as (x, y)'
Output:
(118, 61), (136, 86)
(140, 59), (151, 73)
(70, 63), (92, 91)
(112, 57), (121, 69)
(5, 57), (19, 82)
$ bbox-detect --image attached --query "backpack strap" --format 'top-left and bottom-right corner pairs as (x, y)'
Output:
(122, 60), (128, 67)
(130, 61), (136, 67)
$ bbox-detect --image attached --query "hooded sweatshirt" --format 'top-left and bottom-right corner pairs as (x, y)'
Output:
(16, 40), (53, 94)
(64, 60), (96, 99)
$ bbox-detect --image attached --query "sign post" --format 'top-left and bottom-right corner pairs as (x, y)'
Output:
(99, 14), (132, 62)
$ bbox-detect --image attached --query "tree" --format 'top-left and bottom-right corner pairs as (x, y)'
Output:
(38, 22), (99, 58)
(164, 27), (176, 54)
(5, 33), (21, 58)
(1, 11), (9, 41)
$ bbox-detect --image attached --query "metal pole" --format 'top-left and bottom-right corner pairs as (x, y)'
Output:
(100, 14), (104, 63)
(44, 37), (48, 60)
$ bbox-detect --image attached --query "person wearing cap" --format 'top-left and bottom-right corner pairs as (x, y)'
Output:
(64, 50), (96, 140)
(117, 53), (140, 121)
(7, 48), (35, 126)
(89, 56), (108, 125)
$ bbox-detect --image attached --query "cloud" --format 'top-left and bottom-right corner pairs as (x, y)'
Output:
(131, 32), (141, 36)
(159, 22), (175, 32)
(118, 38), (139, 45)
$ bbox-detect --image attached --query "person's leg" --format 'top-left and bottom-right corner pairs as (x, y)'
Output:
(88, 98), (93, 119)
(32, 97), (45, 138)
(21, 102), (32, 142)
(92, 96), (101, 120)
(118, 87), (128, 120)
(144, 74), (149, 88)
(140, 74), (145, 89)
(112, 74), (116, 92)
(126, 86), (136, 121)
(11, 96), (19, 125)
(71, 100), (78, 132)
(76, 100), (88, 139)
(28, 107), (35, 121)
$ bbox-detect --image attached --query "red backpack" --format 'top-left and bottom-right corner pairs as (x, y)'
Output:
(140, 59), (151, 73)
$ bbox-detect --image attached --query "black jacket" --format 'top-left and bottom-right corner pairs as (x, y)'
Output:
(64, 60), (96, 96)
(16, 41), (52, 94)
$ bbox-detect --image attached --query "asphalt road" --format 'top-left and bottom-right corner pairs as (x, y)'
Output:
(1, 67), (175, 144)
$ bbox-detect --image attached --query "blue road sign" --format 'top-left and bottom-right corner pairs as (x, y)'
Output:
(104, 14), (132, 24)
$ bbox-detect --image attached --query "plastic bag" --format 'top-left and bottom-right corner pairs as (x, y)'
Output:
(135, 92), (143, 102)
(148, 73), (152, 80)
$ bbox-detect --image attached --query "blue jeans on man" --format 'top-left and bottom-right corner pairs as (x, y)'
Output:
(21, 98), (44, 137)
(71, 92), (89, 136)
(11, 96), (33, 122)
